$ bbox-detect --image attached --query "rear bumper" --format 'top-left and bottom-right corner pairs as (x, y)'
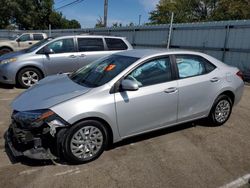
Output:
(234, 80), (245, 105)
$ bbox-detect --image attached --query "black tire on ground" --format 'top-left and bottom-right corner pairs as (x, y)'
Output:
(208, 94), (233, 126)
(16, 67), (43, 88)
(63, 120), (108, 164)
(0, 47), (13, 55)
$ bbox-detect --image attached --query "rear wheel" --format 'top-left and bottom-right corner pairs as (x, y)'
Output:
(17, 67), (43, 88)
(64, 120), (108, 164)
(208, 95), (232, 126)
(0, 47), (12, 55)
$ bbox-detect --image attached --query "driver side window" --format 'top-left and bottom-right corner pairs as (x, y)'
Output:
(126, 57), (172, 87)
(18, 34), (31, 42)
(46, 38), (75, 53)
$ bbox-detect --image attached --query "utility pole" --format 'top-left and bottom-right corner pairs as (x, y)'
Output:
(138, 15), (141, 26)
(104, 0), (108, 27)
(167, 12), (174, 49)
(49, 24), (51, 37)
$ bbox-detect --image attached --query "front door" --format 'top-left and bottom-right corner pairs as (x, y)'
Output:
(17, 34), (33, 50)
(115, 57), (178, 138)
(42, 38), (80, 75)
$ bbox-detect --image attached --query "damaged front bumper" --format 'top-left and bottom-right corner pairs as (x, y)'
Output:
(5, 110), (69, 160)
(5, 122), (57, 160)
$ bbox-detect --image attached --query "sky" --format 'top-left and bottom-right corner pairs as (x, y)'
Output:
(54, 0), (159, 28)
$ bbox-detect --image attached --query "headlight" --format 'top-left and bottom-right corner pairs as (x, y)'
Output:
(12, 109), (66, 128)
(0, 58), (17, 65)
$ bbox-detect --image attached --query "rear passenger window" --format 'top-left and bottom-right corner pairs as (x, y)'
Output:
(33, 34), (44, 40)
(126, 57), (172, 87)
(176, 55), (216, 79)
(105, 38), (128, 51)
(77, 38), (104, 52)
(205, 61), (216, 73)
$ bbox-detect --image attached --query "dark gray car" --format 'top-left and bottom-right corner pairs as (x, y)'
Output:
(0, 35), (132, 88)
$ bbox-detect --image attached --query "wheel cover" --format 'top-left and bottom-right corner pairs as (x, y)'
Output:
(21, 71), (39, 86)
(70, 126), (103, 160)
(215, 100), (231, 123)
(0, 49), (11, 55)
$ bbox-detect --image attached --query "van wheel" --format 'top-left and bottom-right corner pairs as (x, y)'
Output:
(208, 95), (232, 126)
(0, 47), (12, 55)
(64, 120), (108, 164)
(17, 67), (43, 88)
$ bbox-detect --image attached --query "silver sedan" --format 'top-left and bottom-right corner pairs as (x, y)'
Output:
(7, 49), (244, 164)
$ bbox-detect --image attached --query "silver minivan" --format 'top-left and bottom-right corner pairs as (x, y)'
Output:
(0, 35), (132, 88)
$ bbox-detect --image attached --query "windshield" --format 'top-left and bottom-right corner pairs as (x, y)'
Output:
(25, 37), (53, 53)
(70, 55), (139, 88)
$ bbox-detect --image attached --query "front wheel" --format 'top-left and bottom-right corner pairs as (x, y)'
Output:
(208, 95), (233, 126)
(17, 67), (43, 88)
(64, 120), (108, 164)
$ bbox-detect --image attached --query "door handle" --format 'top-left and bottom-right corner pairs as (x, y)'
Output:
(164, 87), (178, 94)
(69, 55), (77, 58)
(210, 77), (220, 82)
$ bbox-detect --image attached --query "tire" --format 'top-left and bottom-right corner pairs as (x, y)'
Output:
(17, 67), (43, 88)
(208, 95), (233, 126)
(0, 47), (12, 55)
(63, 120), (108, 164)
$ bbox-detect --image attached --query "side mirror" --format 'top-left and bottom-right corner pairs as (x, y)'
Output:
(43, 46), (54, 54)
(16, 38), (21, 42)
(121, 79), (139, 91)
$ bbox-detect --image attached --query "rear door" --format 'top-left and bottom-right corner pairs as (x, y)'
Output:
(42, 37), (79, 75)
(105, 38), (129, 52)
(76, 37), (112, 68)
(32, 34), (45, 44)
(174, 54), (219, 122)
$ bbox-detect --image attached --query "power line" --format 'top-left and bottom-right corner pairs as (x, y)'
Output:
(56, 0), (68, 4)
(55, 0), (84, 10)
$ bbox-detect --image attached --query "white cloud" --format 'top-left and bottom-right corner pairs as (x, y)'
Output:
(138, 0), (159, 11)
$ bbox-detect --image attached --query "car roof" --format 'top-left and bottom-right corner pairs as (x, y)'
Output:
(115, 49), (227, 69)
(54, 35), (126, 40)
(115, 49), (204, 58)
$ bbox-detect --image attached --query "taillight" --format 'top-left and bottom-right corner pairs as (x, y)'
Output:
(236, 71), (244, 80)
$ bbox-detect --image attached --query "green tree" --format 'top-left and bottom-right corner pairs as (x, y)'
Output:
(0, 0), (81, 29)
(0, 0), (20, 29)
(212, 0), (250, 21)
(149, 0), (219, 24)
(149, 0), (250, 24)
(112, 22), (122, 27)
(127, 22), (135, 27)
(95, 16), (104, 28)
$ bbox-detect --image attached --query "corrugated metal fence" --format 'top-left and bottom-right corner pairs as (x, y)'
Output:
(0, 20), (250, 75)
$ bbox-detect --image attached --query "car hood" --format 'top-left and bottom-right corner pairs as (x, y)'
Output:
(11, 74), (91, 112)
(0, 50), (26, 61)
(0, 39), (13, 43)
(0, 39), (16, 43)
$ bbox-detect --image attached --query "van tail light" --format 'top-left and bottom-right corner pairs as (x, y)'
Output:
(236, 71), (244, 80)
